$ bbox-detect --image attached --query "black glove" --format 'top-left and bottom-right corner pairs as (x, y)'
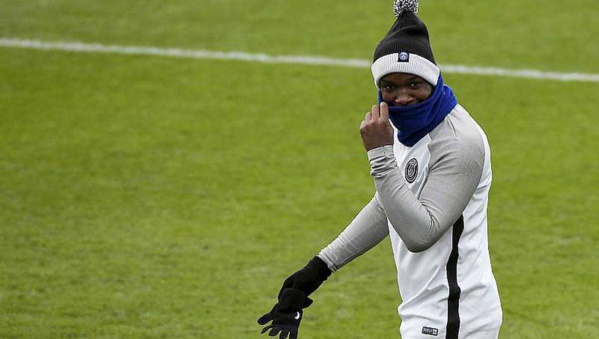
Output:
(278, 256), (332, 302)
(258, 288), (307, 339)
(257, 257), (332, 338)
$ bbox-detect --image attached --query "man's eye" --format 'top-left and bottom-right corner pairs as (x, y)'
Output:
(409, 81), (421, 88)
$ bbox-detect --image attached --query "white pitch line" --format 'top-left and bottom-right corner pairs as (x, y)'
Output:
(1, 37), (598, 83)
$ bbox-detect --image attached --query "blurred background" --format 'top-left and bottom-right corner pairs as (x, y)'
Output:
(1, 0), (597, 337)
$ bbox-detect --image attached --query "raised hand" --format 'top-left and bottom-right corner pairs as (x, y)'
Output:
(359, 102), (394, 151)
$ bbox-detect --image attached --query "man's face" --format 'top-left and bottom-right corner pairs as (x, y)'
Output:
(379, 73), (433, 106)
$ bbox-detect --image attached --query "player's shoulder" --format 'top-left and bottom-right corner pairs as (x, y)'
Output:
(429, 104), (486, 160)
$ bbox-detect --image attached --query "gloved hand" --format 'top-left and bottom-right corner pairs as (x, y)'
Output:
(258, 257), (332, 338)
(278, 256), (332, 300)
(257, 288), (307, 339)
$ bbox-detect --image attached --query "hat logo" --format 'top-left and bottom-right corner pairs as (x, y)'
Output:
(398, 52), (410, 62)
(405, 158), (418, 183)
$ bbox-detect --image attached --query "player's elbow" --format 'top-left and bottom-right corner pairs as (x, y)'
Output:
(391, 218), (441, 252)
(392, 222), (438, 252)
(403, 227), (443, 252)
(404, 241), (430, 253)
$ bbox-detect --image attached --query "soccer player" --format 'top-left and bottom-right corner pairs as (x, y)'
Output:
(257, 1), (502, 338)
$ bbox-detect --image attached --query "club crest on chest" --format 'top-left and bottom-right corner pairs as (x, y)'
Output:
(405, 158), (418, 183)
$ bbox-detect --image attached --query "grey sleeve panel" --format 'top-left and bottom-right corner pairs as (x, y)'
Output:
(368, 110), (485, 252)
(318, 196), (389, 272)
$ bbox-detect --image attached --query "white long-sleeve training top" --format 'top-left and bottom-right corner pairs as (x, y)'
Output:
(318, 104), (502, 339)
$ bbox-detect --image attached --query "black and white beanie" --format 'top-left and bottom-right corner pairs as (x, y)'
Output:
(371, 0), (440, 88)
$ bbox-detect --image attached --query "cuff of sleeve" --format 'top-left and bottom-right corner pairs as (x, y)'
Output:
(316, 252), (340, 273)
(367, 145), (397, 178)
(308, 256), (332, 280)
(366, 145), (395, 161)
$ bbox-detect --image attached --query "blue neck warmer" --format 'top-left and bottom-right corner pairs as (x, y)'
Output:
(379, 74), (457, 147)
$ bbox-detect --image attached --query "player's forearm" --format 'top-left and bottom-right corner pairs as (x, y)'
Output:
(318, 196), (389, 272)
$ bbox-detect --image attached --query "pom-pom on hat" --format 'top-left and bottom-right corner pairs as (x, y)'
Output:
(371, 0), (440, 88)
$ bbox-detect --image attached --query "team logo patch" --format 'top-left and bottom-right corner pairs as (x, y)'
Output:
(405, 158), (418, 183)
(398, 52), (410, 62)
(422, 327), (439, 336)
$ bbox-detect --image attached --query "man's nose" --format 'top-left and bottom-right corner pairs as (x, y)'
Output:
(394, 91), (414, 106)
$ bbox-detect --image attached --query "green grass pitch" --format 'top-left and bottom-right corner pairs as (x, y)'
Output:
(1, 0), (597, 338)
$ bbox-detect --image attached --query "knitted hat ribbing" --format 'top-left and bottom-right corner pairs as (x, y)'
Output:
(371, 0), (440, 88)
